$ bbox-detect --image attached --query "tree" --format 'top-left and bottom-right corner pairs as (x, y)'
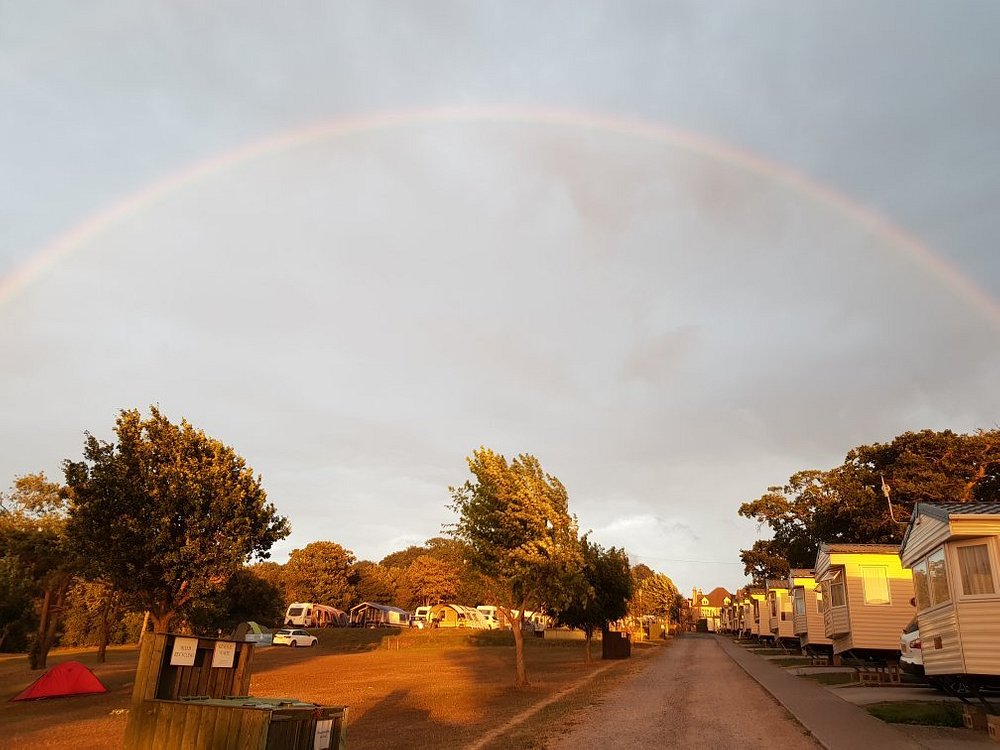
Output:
(65, 407), (290, 634)
(551, 538), (632, 662)
(185, 567), (286, 635)
(0, 555), (35, 651)
(284, 541), (358, 609)
(738, 429), (1000, 582)
(396, 555), (460, 609)
(351, 561), (398, 606)
(631, 572), (680, 622)
(0, 473), (77, 668)
(449, 448), (583, 687)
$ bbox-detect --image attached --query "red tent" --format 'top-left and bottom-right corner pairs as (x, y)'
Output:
(11, 660), (108, 701)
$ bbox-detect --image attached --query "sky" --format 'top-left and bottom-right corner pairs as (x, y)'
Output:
(2, 2), (999, 597)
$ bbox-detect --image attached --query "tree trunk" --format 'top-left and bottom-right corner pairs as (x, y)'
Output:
(150, 609), (176, 634)
(97, 592), (115, 663)
(511, 617), (528, 687)
(29, 578), (70, 670)
(583, 625), (593, 663)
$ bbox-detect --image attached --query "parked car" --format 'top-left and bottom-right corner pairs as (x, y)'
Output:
(272, 628), (318, 648)
(899, 618), (923, 678)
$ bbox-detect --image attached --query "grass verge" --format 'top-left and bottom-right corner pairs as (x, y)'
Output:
(866, 701), (964, 727)
(797, 671), (855, 686)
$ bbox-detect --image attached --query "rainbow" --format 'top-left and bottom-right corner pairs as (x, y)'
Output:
(3, 104), (998, 330)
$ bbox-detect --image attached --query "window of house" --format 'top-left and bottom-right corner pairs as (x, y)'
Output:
(928, 548), (950, 606)
(815, 589), (825, 613)
(956, 542), (996, 596)
(861, 566), (890, 605)
(769, 596), (777, 617)
(911, 558), (931, 610)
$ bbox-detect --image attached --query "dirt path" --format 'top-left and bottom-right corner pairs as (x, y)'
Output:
(546, 634), (821, 749)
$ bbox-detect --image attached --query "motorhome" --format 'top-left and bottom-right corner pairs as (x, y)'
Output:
(283, 602), (346, 628)
(476, 605), (505, 629)
(412, 606), (433, 628)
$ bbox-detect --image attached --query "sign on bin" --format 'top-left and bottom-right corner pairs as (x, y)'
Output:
(169, 636), (198, 666)
(314, 719), (333, 749)
(212, 641), (235, 668)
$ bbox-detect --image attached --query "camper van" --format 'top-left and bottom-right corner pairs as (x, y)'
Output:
(283, 602), (346, 628)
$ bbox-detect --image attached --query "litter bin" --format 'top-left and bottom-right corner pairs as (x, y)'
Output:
(125, 633), (347, 749)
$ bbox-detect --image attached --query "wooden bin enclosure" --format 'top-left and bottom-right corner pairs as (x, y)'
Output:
(602, 631), (631, 660)
(125, 633), (347, 749)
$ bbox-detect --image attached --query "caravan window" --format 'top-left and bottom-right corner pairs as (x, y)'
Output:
(956, 543), (996, 596)
(928, 548), (950, 606)
(861, 566), (890, 605)
(793, 589), (805, 617)
(826, 570), (846, 608)
(912, 559), (931, 610)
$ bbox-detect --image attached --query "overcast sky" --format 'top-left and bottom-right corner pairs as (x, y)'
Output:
(2, 2), (999, 596)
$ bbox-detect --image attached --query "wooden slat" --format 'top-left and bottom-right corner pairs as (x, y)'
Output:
(210, 703), (237, 750)
(179, 703), (202, 749)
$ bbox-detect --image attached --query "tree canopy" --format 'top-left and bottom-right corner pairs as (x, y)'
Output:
(64, 407), (290, 633)
(284, 541), (358, 609)
(739, 429), (1000, 581)
(449, 448), (583, 687)
(551, 538), (632, 661)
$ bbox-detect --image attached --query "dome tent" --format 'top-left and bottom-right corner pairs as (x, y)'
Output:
(11, 660), (107, 701)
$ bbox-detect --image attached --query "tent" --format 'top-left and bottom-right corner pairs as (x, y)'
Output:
(11, 660), (107, 701)
(231, 621), (273, 644)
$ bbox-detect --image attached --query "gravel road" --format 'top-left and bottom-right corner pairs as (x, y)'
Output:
(547, 634), (821, 749)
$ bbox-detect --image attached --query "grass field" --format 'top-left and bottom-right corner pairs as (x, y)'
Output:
(0, 629), (660, 749)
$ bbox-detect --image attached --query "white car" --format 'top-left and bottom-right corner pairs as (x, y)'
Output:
(272, 628), (318, 648)
(899, 618), (923, 678)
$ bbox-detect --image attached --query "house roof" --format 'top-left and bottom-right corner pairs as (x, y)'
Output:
(914, 502), (1000, 522)
(819, 542), (900, 555)
(789, 569), (815, 577)
(700, 587), (733, 607)
(765, 580), (789, 590)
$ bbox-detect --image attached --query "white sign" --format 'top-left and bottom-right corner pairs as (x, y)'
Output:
(170, 637), (199, 666)
(313, 719), (333, 750)
(212, 641), (236, 669)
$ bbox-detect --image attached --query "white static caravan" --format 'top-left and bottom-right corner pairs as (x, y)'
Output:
(814, 543), (915, 659)
(788, 569), (832, 656)
(899, 502), (1000, 687)
(747, 588), (767, 640)
(765, 579), (796, 646)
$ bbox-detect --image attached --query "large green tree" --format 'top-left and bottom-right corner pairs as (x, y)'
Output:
(449, 448), (583, 687)
(0, 473), (77, 668)
(284, 541), (358, 609)
(739, 429), (1000, 581)
(65, 407), (290, 634)
(551, 538), (632, 662)
(396, 555), (460, 609)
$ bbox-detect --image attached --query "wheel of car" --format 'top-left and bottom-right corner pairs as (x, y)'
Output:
(310, 639), (317, 647)
(289, 639), (298, 647)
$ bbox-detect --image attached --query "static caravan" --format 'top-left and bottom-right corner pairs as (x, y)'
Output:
(814, 543), (914, 659)
(429, 604), (490, 629)
(788, 569), (832, 657)
(747, 588), (768, 641)
(899, 502), (1000, 689)
(349, 602), (411, 628)
(766, 579), (796, 646)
